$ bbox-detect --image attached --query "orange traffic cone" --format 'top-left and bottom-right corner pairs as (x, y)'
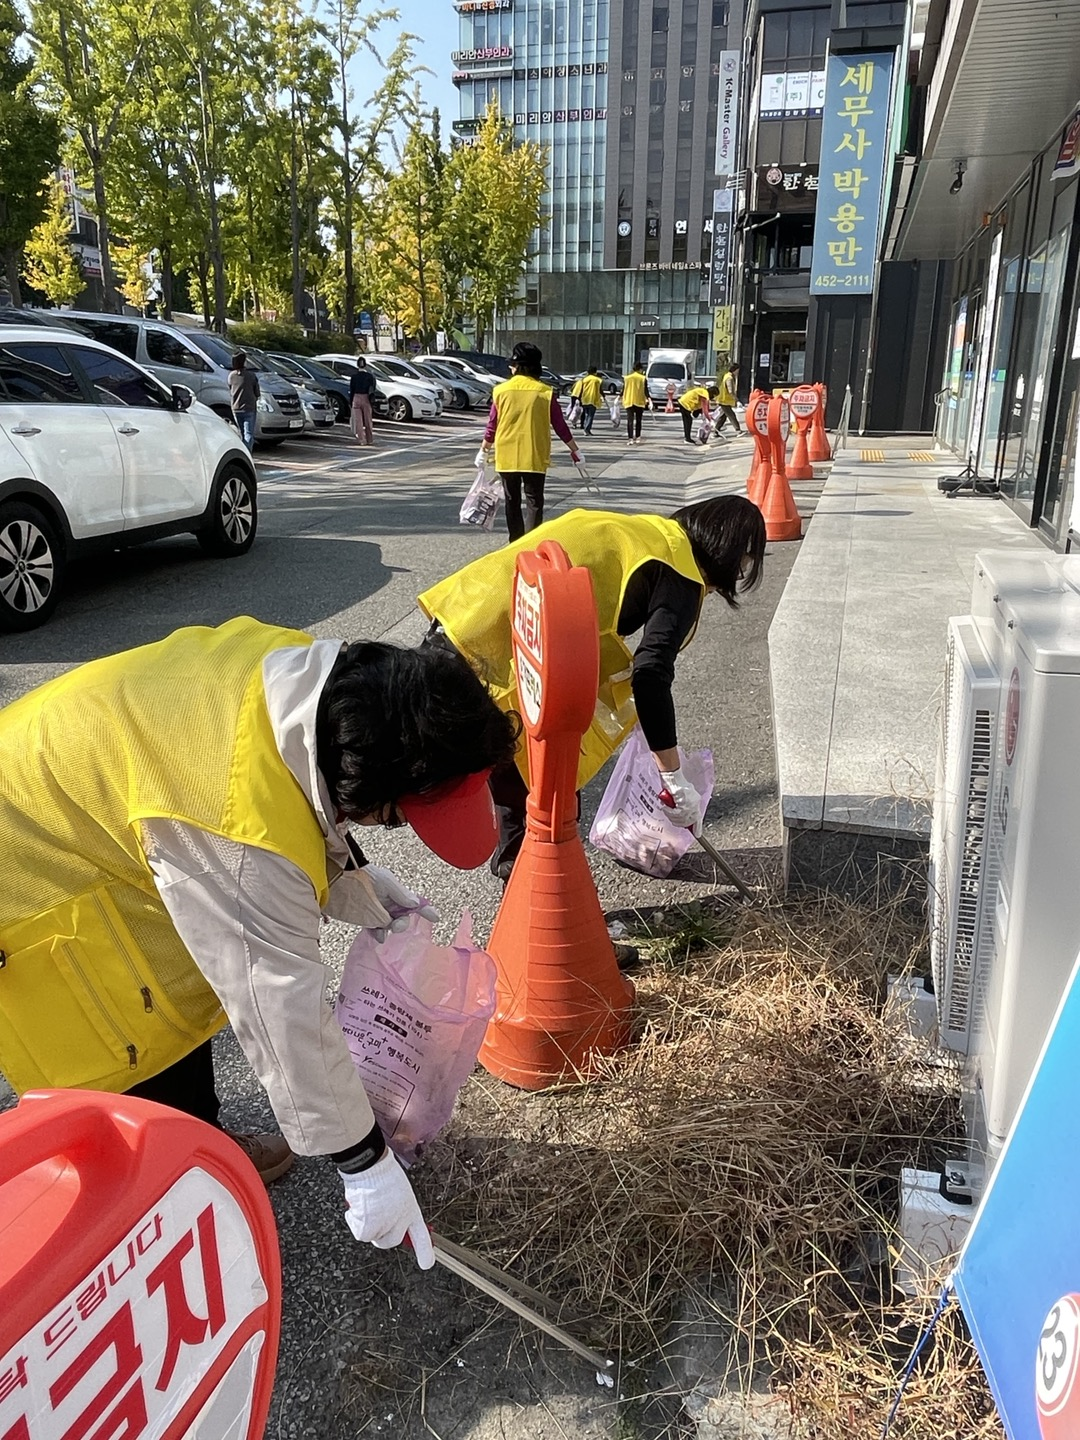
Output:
(478, 827), (634, 1088)
(748, 432), (772, 509)
(665, 387), (675, 414)
(788, 419), (814, 481)
(808, 384), (832, 463)
(760, 397), (801, 541)
(478, 540), (634, 1089)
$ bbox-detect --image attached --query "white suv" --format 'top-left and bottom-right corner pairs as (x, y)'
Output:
(0, 327), (257, 631)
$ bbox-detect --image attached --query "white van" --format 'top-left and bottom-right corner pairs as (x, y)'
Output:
(645, 348), (698, 403)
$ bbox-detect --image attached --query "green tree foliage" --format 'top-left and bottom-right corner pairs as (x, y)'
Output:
(23, 180), (84, 306)
(0, 0), (61, 306)
(446, 102), (547, 349)
(27, 3), (546, 343)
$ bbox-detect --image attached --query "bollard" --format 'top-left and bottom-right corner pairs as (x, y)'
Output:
(478, 541), (634, 1089)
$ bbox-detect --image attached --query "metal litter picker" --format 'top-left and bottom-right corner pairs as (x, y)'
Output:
(428, 1231), (616, 1386)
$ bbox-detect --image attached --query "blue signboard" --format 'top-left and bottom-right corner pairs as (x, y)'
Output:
(954, 947), (1080, 1440)
(809, 51), (895, 295)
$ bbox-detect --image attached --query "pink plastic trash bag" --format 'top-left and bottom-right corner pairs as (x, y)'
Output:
(589, 726), (714, 878)
(334, 911), (497, 1163)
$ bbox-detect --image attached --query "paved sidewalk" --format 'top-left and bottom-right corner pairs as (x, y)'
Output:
(769, 438), (1043, 891)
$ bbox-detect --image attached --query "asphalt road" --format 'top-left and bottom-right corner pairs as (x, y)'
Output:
(0, 404), (818, 1438)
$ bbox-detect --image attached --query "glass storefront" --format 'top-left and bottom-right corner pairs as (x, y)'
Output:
(937, 115), (1080, 548)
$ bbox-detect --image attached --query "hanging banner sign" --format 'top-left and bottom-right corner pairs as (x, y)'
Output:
(809, 51), (896, 295)
(708, 189), (734, 308)
(714, 51), (740, 177)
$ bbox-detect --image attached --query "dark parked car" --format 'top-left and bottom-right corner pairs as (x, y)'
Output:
(0, 307), (90, 334)
(445, 350), (512, 379)
(263, 352), (390, 422)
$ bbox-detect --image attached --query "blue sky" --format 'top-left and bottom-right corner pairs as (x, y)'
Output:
(347, 1), (460, 136)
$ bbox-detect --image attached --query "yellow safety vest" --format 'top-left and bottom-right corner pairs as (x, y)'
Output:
(718, 370), (737, 406)
(418, 509), (704, 788)
(0, 617), (329, 1095)
(491, 374), (555, 473)
(579, 375), (604, 408)
(678, 386), (711, 412)
(622, 372), (647, 408)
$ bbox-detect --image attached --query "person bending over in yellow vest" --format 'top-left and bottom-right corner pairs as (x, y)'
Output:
(418, 495), (766, 878)
(0, 619), (519, 1270)
(477, 340), (582, 541)
(678, 382), (716, 444)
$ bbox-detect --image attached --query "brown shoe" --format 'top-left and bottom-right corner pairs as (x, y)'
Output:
(227, 1131), (295, 1185)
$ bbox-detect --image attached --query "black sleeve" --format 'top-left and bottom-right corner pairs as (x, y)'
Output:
(618, 563), (703, 753)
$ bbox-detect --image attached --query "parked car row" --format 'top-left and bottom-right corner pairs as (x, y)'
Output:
(0, 310), (579, 633)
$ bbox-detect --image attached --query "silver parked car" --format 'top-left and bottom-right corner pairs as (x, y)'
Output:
(408, 357), (492, 410)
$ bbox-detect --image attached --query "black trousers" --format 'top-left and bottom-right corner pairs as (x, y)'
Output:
(581, 403), (597, 434)
(680, 405), (701, 442)
(126, 1039), (221, 1127)
(625, 404), (643, 438)
(499, 470), (545, 541)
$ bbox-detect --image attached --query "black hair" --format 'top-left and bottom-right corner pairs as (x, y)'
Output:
(589, 365), (598, 374)
(670, 495), (766, 606)
(316, 641), (520, 819)
(510, 341), (543, 378)
(729, 362), (740, 371)
(231, 352), (246, 370)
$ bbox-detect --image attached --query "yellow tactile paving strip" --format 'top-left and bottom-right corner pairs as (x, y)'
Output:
(860, 449), (885, 462)
(908, 451), (936, 462)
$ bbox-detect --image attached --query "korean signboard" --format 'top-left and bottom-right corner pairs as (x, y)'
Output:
(708, 189), (734, 308)
(809, 51), (896, 296)
(759, 69), (826, 120)
(714, 51), (739, 178)
(754, 164), (819, 212)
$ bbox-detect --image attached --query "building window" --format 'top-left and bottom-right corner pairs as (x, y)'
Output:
(712, 1), (728, 27)
(653, 5), (668, 33)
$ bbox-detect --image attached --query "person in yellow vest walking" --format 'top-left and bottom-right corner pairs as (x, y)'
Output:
(712, 361), (742, 436)
(478, 341), (582, 541)
(578, 366), (605, 435)
(419, 495), (766, 878)
(621, 361), (649, 444)
(0, 618), (518, 1268)
(677, 381), (716, 444)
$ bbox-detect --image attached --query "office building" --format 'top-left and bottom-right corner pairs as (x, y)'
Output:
(890, 0), (1080, 549)
(453, 0), (742, 373)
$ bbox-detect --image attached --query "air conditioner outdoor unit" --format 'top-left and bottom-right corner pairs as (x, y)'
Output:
(962, 551), (1080, 1163)
(928, 617), (1000, 1052)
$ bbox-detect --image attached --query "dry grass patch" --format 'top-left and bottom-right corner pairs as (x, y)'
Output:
(424, 893), (1003, 1438)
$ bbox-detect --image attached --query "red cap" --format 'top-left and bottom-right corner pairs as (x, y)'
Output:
(398, 768), (498, 869)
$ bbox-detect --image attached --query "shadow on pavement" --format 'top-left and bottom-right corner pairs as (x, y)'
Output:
(0, 534), (395, 670)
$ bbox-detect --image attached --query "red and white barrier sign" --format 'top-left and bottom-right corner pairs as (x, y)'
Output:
(0, 1092), (281, 1440)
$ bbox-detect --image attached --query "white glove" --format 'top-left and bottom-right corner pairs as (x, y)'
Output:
(341, 1151), (435, 1268)
(570, 448), (584, 468)
(324, 867), (438, 941)
(365, 865), (439, 938)
(474, 445), (491, 468)
(658, 767), (705, 835)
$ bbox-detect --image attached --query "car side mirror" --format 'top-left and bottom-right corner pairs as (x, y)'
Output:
(171, 384), (194, 411)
